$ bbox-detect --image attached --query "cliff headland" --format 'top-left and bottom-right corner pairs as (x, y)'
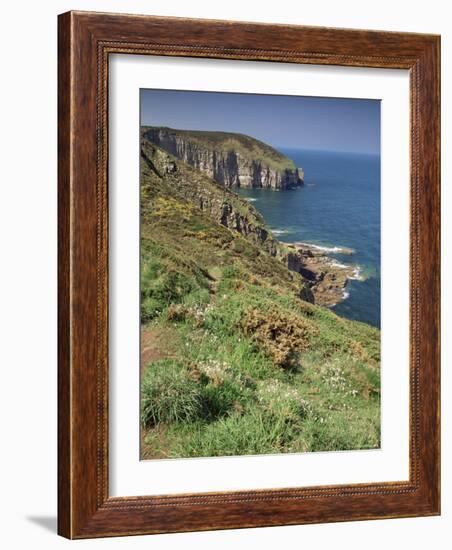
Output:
(143, 126), (304, 190)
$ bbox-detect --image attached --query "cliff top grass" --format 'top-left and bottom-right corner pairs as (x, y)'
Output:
(142, 125), (296, 173)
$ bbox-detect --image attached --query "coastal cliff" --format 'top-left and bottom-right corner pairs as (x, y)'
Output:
(142, 126), (304, 190)
(141, 135), (357, 307)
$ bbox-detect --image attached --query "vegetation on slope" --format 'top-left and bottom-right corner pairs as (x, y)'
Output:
(140, 141), (380, 459)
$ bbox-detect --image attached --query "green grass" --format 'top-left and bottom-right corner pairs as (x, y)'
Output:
(141, 359), (202, 426)
(140, 265), (380, 457)
(139, 141), (381, 459)
(168, 410), (303, 457)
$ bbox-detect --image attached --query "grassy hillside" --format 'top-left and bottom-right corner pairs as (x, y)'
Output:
(140, 140), (380, 459)
(143, 126), (296, 172)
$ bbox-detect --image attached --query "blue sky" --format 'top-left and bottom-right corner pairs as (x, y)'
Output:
(141, 89), (380, 155)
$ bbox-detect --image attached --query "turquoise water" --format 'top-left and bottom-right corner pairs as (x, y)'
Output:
(237, 148), (381, 328)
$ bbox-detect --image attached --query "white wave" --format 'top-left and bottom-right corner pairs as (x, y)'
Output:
(297, 242), (355, 254)
(342, 290), (350, 300)
(330, 261), (365, 281)
(348, 266), (365, 281)
(245, 197), (258, 202)
(272, 229), (291, 236)
(328, 260), (366, 283)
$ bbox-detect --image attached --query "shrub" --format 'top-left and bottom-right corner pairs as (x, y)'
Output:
(141, 359), (202, 426)
(349, 339), (379, 368)
(166, 303), (188, 322)
(240, 306), (316, 369)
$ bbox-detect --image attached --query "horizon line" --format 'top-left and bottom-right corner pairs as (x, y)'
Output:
(276, 145), (380, 156)
(140, 124), (380, 157)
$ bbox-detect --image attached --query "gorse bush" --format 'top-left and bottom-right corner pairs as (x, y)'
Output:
(165, 303), (188, 322)
(240, 306), (316, 369)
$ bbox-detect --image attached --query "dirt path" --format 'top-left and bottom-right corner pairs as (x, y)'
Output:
(140, 325), (179, 374)
(140, 324), (180, 459)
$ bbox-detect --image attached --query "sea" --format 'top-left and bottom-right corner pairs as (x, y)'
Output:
(237, 148), (381, 329)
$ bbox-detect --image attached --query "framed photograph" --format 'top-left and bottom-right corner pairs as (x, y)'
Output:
(58, 11), (440, 538)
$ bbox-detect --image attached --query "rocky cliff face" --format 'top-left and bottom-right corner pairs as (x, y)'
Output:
(143, 127), (304, 190)
(141, 139), (358, 308)
(141, 140), (315, 304)
(141, 139), (280, 257)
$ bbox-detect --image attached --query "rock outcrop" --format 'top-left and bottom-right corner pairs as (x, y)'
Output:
(143, 126), (304, 190)
(283, 244), (362, 307)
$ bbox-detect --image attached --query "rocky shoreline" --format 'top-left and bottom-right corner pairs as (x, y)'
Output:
(285, 242), (363, 308)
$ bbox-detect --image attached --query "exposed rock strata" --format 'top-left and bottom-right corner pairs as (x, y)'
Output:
(143, 127), (304, 190)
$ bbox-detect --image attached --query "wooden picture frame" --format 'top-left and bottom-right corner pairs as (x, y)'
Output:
(58, 10), (440, 538)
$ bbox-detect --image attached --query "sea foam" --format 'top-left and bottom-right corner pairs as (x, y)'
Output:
(297, 242), (355, 255)
(272, 229), (291, 236)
